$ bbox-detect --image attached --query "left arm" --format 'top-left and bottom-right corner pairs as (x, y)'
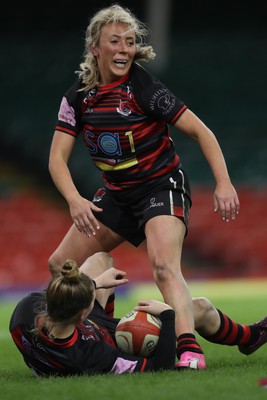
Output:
(174, 109), (240, 222)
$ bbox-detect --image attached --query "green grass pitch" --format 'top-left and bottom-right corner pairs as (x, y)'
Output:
(1, 279), (267, 400)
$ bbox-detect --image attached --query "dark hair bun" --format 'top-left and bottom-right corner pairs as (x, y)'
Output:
(61, 259), (80, 282)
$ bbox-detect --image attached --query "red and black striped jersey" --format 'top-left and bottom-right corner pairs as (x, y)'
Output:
(9, 292), (176, 377)
(55, 63), (187, 191)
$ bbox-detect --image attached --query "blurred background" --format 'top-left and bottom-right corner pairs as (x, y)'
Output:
(1, 0), (267, 294)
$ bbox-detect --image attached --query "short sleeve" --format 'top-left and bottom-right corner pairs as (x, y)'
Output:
(131, 64), (187, 124)
(55, 79), (84, 137)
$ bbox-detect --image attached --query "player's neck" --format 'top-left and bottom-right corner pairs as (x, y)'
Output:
(46, 322), (75, 339)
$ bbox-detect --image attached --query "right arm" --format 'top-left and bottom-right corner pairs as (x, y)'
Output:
(112, 308), (176, 374)
(82, 306), (176, 374)
(48, 131), (102, 236)
(133, 300), (176, 371)
(144, 308), (176, 371)
(115, 307), (176, 373)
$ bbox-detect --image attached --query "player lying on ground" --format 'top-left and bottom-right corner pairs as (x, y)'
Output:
(10, 253), (267, 375)
(10, 252), (175, 376)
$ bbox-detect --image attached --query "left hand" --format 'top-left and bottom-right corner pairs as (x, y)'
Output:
(94, 267), (129, 289)
(214, 182), (240, 222)
(134, 300), (173, 316)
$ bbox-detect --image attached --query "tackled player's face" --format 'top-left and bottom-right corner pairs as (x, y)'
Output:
(92, 22), (136, 85)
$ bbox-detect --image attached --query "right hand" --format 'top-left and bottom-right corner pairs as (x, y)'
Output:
(69, 197), (103, 237)
(94, 267), (129, 289)
(134, 300), (173, 317)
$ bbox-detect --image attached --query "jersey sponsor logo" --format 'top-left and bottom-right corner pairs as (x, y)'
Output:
(158, 94), (171, 110)
(21, 336), (51, 366)
(58, 97), (76, 126)
(80, 322), (102, 342)
(149, 88), (176, 116)
(85, 131), (122, 156)
(94, 157), (138, 171)
(84, 129), (138, 171)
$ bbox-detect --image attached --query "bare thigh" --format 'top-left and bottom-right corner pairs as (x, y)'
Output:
(49, 220), (124, 269)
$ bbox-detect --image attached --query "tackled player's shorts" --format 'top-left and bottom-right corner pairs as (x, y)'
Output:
(92, 168), (191, 247)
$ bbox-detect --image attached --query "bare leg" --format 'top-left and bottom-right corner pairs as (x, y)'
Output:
(193, 297), (221, 336)
(80, 252), (115, 309)
(145, 215), (194, 337)
(48, 220), (124, 277)
(193, 297), (266, 354)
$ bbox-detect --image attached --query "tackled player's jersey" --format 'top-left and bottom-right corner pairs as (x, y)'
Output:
(9, 292), (176, 377)
(55, 63), (187, 192)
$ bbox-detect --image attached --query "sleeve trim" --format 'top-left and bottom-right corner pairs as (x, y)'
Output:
(170, 105), (187, 125)
(55, 126), (77, 137)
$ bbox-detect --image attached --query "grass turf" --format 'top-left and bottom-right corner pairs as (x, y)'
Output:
(1, 279), (267, 400)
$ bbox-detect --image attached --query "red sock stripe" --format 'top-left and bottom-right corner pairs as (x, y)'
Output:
(215, 314), (230, 341)
(239, 325), (252, 345)
(178, 343), (201, 351)
(105, 302), (114, 313)
(176, 335), (203, 357)
(205, 310), (253, 346)
(177, 338), (200, 346)
(105, 294), (115, 317)
(223, 321), (239, 344)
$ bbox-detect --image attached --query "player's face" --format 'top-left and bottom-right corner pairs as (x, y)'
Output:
(92, 22), (136, 85)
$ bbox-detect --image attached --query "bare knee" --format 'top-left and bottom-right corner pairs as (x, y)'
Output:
(80, 252), (114, 278)
(48, 252), (62, 278)
(90, 252), (114, 273)
(193, 297), (213, 315)
(150, 254), (172, 281)
(193, 297), (218, 331)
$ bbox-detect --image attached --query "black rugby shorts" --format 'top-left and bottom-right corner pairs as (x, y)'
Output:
(92, 170), (191, 247)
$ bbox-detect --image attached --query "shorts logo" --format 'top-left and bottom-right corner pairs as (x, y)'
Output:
(93, 188), (106, 202)
(145, 197), (164, 211)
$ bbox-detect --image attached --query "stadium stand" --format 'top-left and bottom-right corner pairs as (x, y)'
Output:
(183, 187), (267, 279)
(1, 28), (267, 291)
(1, 181), (267, 293)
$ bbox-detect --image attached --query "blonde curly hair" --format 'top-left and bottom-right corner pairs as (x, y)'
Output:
(76, 4), (156, 91)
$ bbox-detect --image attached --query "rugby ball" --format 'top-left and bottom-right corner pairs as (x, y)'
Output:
(115, 310), (162, 357)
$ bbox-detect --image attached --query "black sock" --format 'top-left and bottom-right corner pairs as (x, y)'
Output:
(201, 309), (260, 346)
(105, 293), (115, 317)
(176, 333), (204, 359)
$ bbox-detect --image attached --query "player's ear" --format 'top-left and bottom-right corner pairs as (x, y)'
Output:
(90, 44), (99, 56)
(80, 303), (94, 322)
(80, 308), (89, 322)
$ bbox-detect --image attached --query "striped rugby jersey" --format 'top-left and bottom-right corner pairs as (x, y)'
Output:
(55, 63), (187, 191)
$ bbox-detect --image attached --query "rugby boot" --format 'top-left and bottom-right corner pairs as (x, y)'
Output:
(175, 351), (206, 370)
(238, 316), (267, 355)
